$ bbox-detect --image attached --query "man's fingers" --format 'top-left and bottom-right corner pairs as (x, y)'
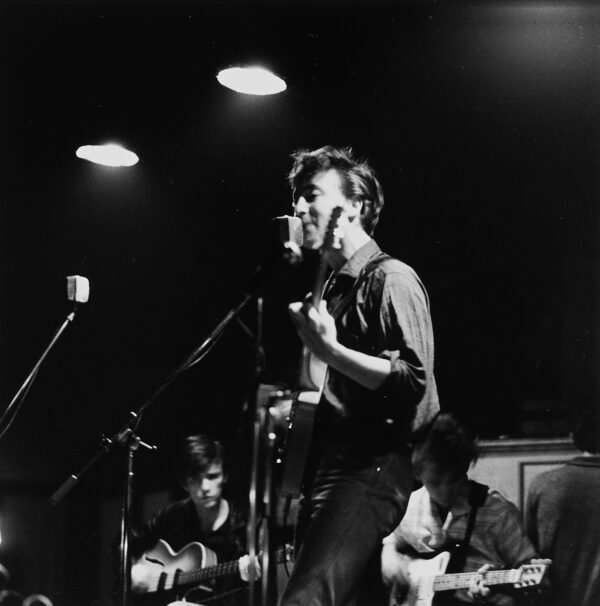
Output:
(288, 301), (303, 316)
(238, 555), (251, 581)
(288, 301), (308, 330)
(467, 566), (492, 600)
(238, 554), (262, 582)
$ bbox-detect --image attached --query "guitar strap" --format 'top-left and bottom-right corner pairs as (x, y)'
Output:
(465, 480), (488, 539)
(450, 480), (489, 573)
(325, 253), (392, 320)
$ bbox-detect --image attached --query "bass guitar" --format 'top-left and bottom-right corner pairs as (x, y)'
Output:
(279, 206), (344, 497)
(390, 551), (549, 606)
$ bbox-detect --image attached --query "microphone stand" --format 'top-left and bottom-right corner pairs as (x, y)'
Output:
(50, 294), (253, 606)
(50, 243), (301, 606)
(0, 306), (80, 442)
(246, 296), (263, 606)
(246, 300), (282, 606)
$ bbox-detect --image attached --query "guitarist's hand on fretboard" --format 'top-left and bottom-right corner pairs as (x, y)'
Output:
(466, 564), (492, 602)
(238, 554), (262, 582)
(288, 298), (338, 367)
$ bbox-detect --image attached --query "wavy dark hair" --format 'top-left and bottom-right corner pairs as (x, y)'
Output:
(412, 413), (479, 477)
(288, 145), (385, 235)
(175, 434), (224, 484)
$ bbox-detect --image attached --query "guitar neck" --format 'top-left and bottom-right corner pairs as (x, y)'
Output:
(174, 546), (287, 588)
(433, 569), (521, 592)
(311, 258), (330, 308)
(311, 205), (344, 308)
(176, 558), (239, 586)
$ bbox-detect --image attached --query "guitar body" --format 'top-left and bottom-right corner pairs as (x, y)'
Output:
(389, 551), (548, 606)
(132, 539), (218, 593)
(300, 347), (328, 392)
(278, 389), (319, 497)
(278, 346), (328, 497)
(132, 538), (293, 598)
(392, 551), (451, 606)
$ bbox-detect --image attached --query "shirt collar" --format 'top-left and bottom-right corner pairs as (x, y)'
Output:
(442, 480), (472, 518)
(568, 455), (600, 468)
(335, 238), (382, 279)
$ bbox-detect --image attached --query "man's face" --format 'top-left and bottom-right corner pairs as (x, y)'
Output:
(293, 169), (352, 250)
(184, 462), (225, 512)
(419, 462), (466, 511)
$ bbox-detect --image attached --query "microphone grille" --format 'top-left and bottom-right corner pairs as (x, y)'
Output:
(66, 275), (90, 303)
(272, 215), (303, 248)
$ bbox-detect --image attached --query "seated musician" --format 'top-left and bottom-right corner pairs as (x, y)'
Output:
(130, 434), (257, 605)
(381, 414), (546, 605)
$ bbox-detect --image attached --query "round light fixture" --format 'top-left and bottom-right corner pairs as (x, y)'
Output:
(216, 66), (286, 96)
(76, 144), (139, 167)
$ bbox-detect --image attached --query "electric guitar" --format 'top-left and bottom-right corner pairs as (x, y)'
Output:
(279, 206), (345, 497)
(390, 551), (549, 606)
(132, 539), (293, 595)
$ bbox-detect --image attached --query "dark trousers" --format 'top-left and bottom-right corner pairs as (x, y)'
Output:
(279, 444), (413, 606)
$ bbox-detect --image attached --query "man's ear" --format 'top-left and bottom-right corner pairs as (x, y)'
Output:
(346, 198), (363, 223)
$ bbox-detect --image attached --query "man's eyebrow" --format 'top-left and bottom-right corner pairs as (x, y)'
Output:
(298, 183), (322, 194)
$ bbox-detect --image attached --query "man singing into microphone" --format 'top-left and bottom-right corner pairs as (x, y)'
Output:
(280, 146), (439, 606)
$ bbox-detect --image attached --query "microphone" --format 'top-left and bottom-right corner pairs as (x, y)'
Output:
(271, 215), (303, 265)
(272, 215), (303, 248)
(0, 275), (91, 444)
(66, 275), (90, 304)
(243, 216), (303, 294)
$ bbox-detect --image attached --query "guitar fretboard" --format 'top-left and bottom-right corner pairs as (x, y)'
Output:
(177, 558), (239, 585)
(164, 546), (287, 589)
(433, 569), (520, 591)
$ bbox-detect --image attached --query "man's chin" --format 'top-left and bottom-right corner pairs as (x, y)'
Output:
(301, 235), (322, 251)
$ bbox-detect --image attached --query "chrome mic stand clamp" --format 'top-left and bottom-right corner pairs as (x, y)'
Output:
(111, 414), (157, 606)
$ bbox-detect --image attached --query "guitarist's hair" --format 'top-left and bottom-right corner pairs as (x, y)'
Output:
(288, 145), (385, 235)
(412, 413), (478, 477)
(175, 434), (224, 483)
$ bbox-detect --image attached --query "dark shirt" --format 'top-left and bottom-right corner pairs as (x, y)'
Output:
(132, 498), (247, 561)
(131, 499), (248, 606)
(318, 240), (439, 452)
(526, 455), (600, 606)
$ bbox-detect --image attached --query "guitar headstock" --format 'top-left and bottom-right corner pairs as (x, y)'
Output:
(513, 560), (550, 588)
(309, 205), (345, 308)
(321, 205), (344, 257)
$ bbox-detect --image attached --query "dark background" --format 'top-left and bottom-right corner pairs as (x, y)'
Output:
(1, 1), (599, 603)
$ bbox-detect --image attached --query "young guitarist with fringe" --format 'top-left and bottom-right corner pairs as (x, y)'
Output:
(129, 434), (259, 606)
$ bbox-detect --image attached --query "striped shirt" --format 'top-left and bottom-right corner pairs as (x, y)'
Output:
(384, 481), (538, 604)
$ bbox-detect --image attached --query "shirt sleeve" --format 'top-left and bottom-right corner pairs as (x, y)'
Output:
(382, 526), (412, 550)
(130, 514), (162, 558)
(524, 476), (542, 550)
(381, 489), (437, 553)
(130, 501), (187, 557)
(368, 266), (434, 419)
(491, 499), (539, 567)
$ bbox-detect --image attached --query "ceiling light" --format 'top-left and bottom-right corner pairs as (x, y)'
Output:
(76, 144), (139, 167)
(216, 66), (286, 96)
